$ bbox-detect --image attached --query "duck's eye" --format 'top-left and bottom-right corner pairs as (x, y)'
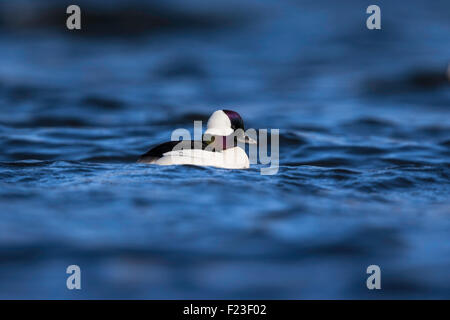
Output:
(205, 135), (215, 145)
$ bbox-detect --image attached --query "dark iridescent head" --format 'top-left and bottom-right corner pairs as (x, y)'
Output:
(222, 109), (245, 131)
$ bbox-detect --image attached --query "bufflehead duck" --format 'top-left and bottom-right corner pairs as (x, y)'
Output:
(138, 110), (256, 169)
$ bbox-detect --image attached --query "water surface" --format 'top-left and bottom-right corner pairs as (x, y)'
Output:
(0, 0), (449, 298)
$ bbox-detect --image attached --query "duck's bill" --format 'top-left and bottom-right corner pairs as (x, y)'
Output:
(237, 136), (257, 144)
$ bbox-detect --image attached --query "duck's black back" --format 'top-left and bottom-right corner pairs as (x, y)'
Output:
(138, 140), (208, 163)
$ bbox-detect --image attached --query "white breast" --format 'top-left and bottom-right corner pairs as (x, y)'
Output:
(150, 147), (250, 169)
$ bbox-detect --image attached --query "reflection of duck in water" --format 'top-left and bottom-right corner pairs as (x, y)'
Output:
(138, 110), (256, 169)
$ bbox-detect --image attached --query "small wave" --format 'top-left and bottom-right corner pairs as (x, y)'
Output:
(6, 152), (61, 161)
(418, 125), (450, 138)
(363, 67), (450, 95)
(81, 96), (125, 110)
(156, 112), (209, 126)
(341, 117), (396, 129)
(381, 157), (430, 167)
(286, 157), (354, 167)
(0, 160), (53, 167)
(328, 168), (361, 175)
(156, 57), (208, 79)
(0, 1), (251, 37)
(80, 155), (139, 163)
(440, 140), (450, 147)
(301, 145), (387, 156)
(363, 176), (416, 191)
(279, 131), (308, 146)
(8, 116), (90, 128)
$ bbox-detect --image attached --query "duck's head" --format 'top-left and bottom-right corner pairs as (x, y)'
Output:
(204, 109), (256, 144)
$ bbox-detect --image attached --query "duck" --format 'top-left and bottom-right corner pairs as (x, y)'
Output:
(137, 110), (256, 169)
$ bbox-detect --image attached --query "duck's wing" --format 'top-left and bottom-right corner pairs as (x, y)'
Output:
(137, 140), (207, 163)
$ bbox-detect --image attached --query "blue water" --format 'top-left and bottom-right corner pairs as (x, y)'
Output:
(0, 0), (449, 299)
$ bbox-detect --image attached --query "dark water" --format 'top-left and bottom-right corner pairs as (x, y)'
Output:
(0, 0), (449, 299)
